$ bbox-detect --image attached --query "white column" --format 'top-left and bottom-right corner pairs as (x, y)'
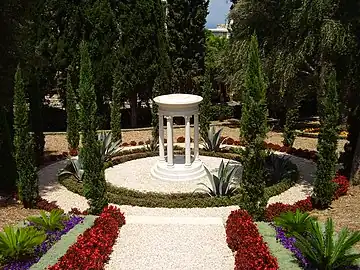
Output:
(159, 113), (165, 161)
(194, 113), (199, 160)
(166, 116), (174, 166)
(185, 115), (191, 166)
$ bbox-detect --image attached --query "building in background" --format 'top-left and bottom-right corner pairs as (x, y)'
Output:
(208, 24), (229, 38)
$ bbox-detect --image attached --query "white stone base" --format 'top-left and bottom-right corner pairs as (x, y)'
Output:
(151, 155), (206, 182)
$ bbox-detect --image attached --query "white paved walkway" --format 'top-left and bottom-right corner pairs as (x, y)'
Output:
(37, 146), (317, 270)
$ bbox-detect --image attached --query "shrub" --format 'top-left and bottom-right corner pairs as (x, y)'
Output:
(225, 137), (234, 145)
(195, 160), (239, 197)
(138, 141), (144, 145)
(98, 131), (122, 162)
(13, 65), (39, 208)
(226, 209), (279, 269)
(27, 209), (67, 231)
(122, 142), (129, 147)
(130, 141), (137, 146)
(332, 174), (350, 199)
(66, 69), (80, 151)
(274, 209), (315, 236)
(239, 34), (268, 220)
(0, 226), (46, 262)
(313, 69), (339, 208)
(294, 218), (360, 269)
(176, 136), (185, 143)
(58, 156), (84, 182)
(48, 206), (125, 269)
(234, 140), (241, 146)
(78, 41), (107, 215)
(201, 127), (226, 152)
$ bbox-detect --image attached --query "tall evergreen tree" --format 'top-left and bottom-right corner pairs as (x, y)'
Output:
(0, 107), (17, 195)
(239, 34), (268, 219)
(167, 0), (209, 94)
(13, 66), (38, 208)
(66, 68), (79, 151)
(111, 63), (123, 142)
(151, 0), (171, 141)
(199, 71), (212, 137)
(113, 0), (162, 128)
(313, 68), (339, 208)
(78, 41), (107, 214)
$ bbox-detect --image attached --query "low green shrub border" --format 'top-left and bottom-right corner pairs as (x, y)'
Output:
(256, 222), (302, 270)
(30, 215), (97, 270)
(59, 148), (299, 208)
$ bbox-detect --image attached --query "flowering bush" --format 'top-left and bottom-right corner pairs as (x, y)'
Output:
(265, 197), (313, 222)
(129, 141), (137, 146)
(138, 141), (144, 145)
(48, 205), (125, 270)
(225, 137), (235, 145)
(226, 210), (278, 269)
(176, 136), (185, 143)
(4, 215), (84, 270)
(121, 142), (129, 147)
(332, 175), (350, 199)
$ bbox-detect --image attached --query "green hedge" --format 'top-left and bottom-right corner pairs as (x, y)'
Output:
(30, 215), (96, 270)
(59, 148), (298, 208)
(256, 222), (302, 270)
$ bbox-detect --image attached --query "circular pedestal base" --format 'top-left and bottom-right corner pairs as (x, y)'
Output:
(151, 157), (206, 182)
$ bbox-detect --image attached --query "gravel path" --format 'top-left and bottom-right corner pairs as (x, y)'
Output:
(106, 155), (241, 193)
(37, 147), (318, 270)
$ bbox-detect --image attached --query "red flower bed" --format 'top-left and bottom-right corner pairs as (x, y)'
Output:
(48, 205), (126, 270)
(138, 141), (144, 145)
(68, 207), (89, 216)
(177, 136), (185, 143)
(262, 142), (318, 162)
(226, 210), (278, 270)
(332, 174), (350, 199)
(130, 141), (137, 146)
(36, 197), (61, 211)
(265, 197), (313, 222)
(225, 137), (235, 145)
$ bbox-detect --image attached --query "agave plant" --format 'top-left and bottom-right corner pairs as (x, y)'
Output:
(293, 218), (360, 269)
(0, 226), (46, 261)
(144, 138), (159, 152)
(264, 153), (296, 186)
(58, 156), (84, 182)
(98, 131), (123, 162)
(274, 209), (316, 236)
(195, 160), (239, 197)
(28, 209), (67, 231)
(201, 127), (227, 152)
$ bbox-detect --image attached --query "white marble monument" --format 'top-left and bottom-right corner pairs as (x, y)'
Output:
(151, 94), (206, 181)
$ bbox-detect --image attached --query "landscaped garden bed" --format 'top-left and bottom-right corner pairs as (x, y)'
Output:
(0, 205), (125, 270)
(224, 175), (360, 270)
(58, 147), (300, 208)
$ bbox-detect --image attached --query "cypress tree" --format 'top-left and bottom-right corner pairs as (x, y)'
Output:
(0, 107), (17, 195)
(111, 63), (123, 142)
(199, 71), (212, 138)
(66, 68), (80, 151)
(239, 34), (268, 219)
(13, 65), (38, 208)
(313, 68), (339, 208)
(151, 0), (171, 141)
(167, 0), (209, 94)
(79, 41), (107, 214)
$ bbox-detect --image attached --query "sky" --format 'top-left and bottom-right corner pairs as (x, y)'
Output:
(206, 0), (231, 29)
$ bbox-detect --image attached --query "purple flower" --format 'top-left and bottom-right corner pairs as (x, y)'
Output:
(4, 215), (84, 270)
(275, 226), (309, 268)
